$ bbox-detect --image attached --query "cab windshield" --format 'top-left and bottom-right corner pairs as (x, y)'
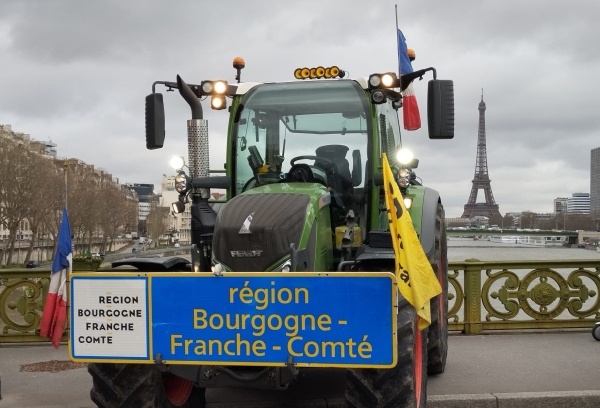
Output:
(233, 80), (370, 199)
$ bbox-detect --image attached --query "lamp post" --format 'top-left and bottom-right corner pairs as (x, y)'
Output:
(16, 230), (21, 265)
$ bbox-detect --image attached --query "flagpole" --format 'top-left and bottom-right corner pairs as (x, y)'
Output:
(63, 162), (68, 213)
(395, 4), (400, 76)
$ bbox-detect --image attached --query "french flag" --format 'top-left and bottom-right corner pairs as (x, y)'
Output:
(398, 29), (421, 131)
(40, 209), (72, 348)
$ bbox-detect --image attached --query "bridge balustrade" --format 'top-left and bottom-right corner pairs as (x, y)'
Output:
(2, 259), (600, 342)
(448, 259), (600, 334)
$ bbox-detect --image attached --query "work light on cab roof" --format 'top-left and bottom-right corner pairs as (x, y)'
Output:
(369, 72), (399, 89)
(294, 65), (346, 80)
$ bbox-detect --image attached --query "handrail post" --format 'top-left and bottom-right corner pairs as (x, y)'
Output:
(464, 258), (483, 334)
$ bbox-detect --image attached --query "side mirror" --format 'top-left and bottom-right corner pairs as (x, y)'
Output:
(351, 149), (362, 187)
(145, 93), (165, 149)
(427, 80), (454, 139)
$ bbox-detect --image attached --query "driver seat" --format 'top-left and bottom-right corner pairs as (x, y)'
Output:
(315, 145), (353, 196)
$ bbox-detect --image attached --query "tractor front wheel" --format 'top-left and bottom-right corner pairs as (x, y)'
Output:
(427, 203), (449, 375)
(345, 298), (427, 408)
(88, 363), (205, 408)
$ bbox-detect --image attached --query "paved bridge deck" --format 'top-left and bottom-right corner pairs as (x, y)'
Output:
(1, 331), (599, 407)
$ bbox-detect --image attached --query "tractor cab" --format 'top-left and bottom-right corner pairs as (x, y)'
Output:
(231, 80), (373, 234)
(144, 60), (453, 274)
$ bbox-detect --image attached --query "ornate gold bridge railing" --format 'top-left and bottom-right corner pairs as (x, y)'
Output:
(0, 269), (68, 343)
(3, 260), (600, 342)
(448, 259), (600, 334)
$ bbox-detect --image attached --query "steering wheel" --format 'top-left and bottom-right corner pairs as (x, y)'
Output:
(241, 177), (257, 192)
(290, 155), (335, 168)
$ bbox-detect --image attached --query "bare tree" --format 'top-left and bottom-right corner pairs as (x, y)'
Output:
(565, 213), (593, 231)
(99, 184), (133, 252)
(146, 200), (168, 248)
(502, 214), (514, 229)
(520, 212), (536, 229)
(488, 213), (504, 228)
(24, 156), (63, 263)
(0, 143), (37, 266)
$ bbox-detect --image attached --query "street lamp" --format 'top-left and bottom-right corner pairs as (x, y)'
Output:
(16, 230), (20, 265)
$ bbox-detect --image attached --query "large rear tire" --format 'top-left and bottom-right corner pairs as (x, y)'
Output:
(345, 298), (427, 408)
(88, 363), (205, 408)
(427, 203), (449, 375)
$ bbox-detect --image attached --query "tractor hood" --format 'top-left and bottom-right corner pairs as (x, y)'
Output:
(212, 184), (328, 272)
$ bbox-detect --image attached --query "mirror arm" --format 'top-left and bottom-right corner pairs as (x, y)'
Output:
(152, 81), (179, 94)
(400, 67), (437, 91)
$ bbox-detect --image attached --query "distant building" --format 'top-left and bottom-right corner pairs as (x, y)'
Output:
(126, 184), (157, 236)
(445, 217), (470, 228)
(591, 147), (600, 216)
(129, 184), (155, 202)
(553, 197), (568, 214)
(470, 216), (489, 226)
(138, 202), (151, 220)
(160, 175), (187, 244)
(567, 193), (590, 213)
(30, 140), (58, 158)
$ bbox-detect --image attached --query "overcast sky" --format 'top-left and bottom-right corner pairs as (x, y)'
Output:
(1, 0), (599, 217)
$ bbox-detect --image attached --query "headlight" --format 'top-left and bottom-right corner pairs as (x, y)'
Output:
(381, 73), (395, 87)
(275, 260), (292, 272)
(169, 156), (185, 171)
(396, 148), (414, 165)
(368, 72), (398, 88)
(212, 263), (224, 276)
(201, 80), (229, 95)
(398, 168), (411, 188)
(403, 197), (413, 209)
(201, 82), (213, 93)
(213, 81), (227, 94)
(172, 200), (185, 214)
(398, 176), (410, 188)
(175, 172), (187, 192)
(371, 90), (387, 104)
(368, 75), (381, 87)
(211, 95), (226, 110)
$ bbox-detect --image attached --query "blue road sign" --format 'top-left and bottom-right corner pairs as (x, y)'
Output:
(150, 273), (396, 368)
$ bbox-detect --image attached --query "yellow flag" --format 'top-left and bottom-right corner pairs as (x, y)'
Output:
(382, 153), (442, 330)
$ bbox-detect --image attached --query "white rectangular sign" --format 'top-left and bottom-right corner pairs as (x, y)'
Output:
(70, 276), (149, 360)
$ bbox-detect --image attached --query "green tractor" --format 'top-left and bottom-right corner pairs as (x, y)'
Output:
(86, 59), (453, 408)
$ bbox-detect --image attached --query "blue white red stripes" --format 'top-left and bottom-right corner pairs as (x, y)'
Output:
(40, 209), (72, 348)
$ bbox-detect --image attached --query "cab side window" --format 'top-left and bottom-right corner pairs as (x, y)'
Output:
(376, 101), (401, 161)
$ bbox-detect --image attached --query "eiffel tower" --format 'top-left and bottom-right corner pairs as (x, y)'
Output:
(462, 92), (501, 219)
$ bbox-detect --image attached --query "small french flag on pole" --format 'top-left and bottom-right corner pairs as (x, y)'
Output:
(40, 209), (72, 348)
(398, 29), (421, 131)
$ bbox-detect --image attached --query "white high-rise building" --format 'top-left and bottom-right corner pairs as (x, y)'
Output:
(567, 193), (590, 213)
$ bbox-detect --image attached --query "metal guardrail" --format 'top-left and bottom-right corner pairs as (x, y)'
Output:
(448, 259), (600, 334)
(2, 259), (599, 342)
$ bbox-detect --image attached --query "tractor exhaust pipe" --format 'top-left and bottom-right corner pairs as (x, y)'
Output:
(177, 75), (209, 197)
(177, 75), (214, 272)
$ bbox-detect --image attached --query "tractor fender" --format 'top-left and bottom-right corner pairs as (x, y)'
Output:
(408, 186), (440, 260)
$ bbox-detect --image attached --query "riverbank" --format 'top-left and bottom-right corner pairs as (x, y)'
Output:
(448, 237), (600, 261)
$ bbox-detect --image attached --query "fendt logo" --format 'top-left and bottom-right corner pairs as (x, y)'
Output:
(230, 250), (263, 258)
(239, 212), (255, 234)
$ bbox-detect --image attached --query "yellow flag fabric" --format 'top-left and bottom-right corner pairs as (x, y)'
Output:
(382, 153), (442, 330)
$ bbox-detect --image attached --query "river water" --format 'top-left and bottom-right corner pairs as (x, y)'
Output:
(448, 237), (600, 261)
(447, 238), (600, 323)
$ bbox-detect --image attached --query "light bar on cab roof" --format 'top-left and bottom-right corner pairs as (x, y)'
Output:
(368, 72), (399, 89)
(200, 80), (228, 95)
(294, 66), (346, 80)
